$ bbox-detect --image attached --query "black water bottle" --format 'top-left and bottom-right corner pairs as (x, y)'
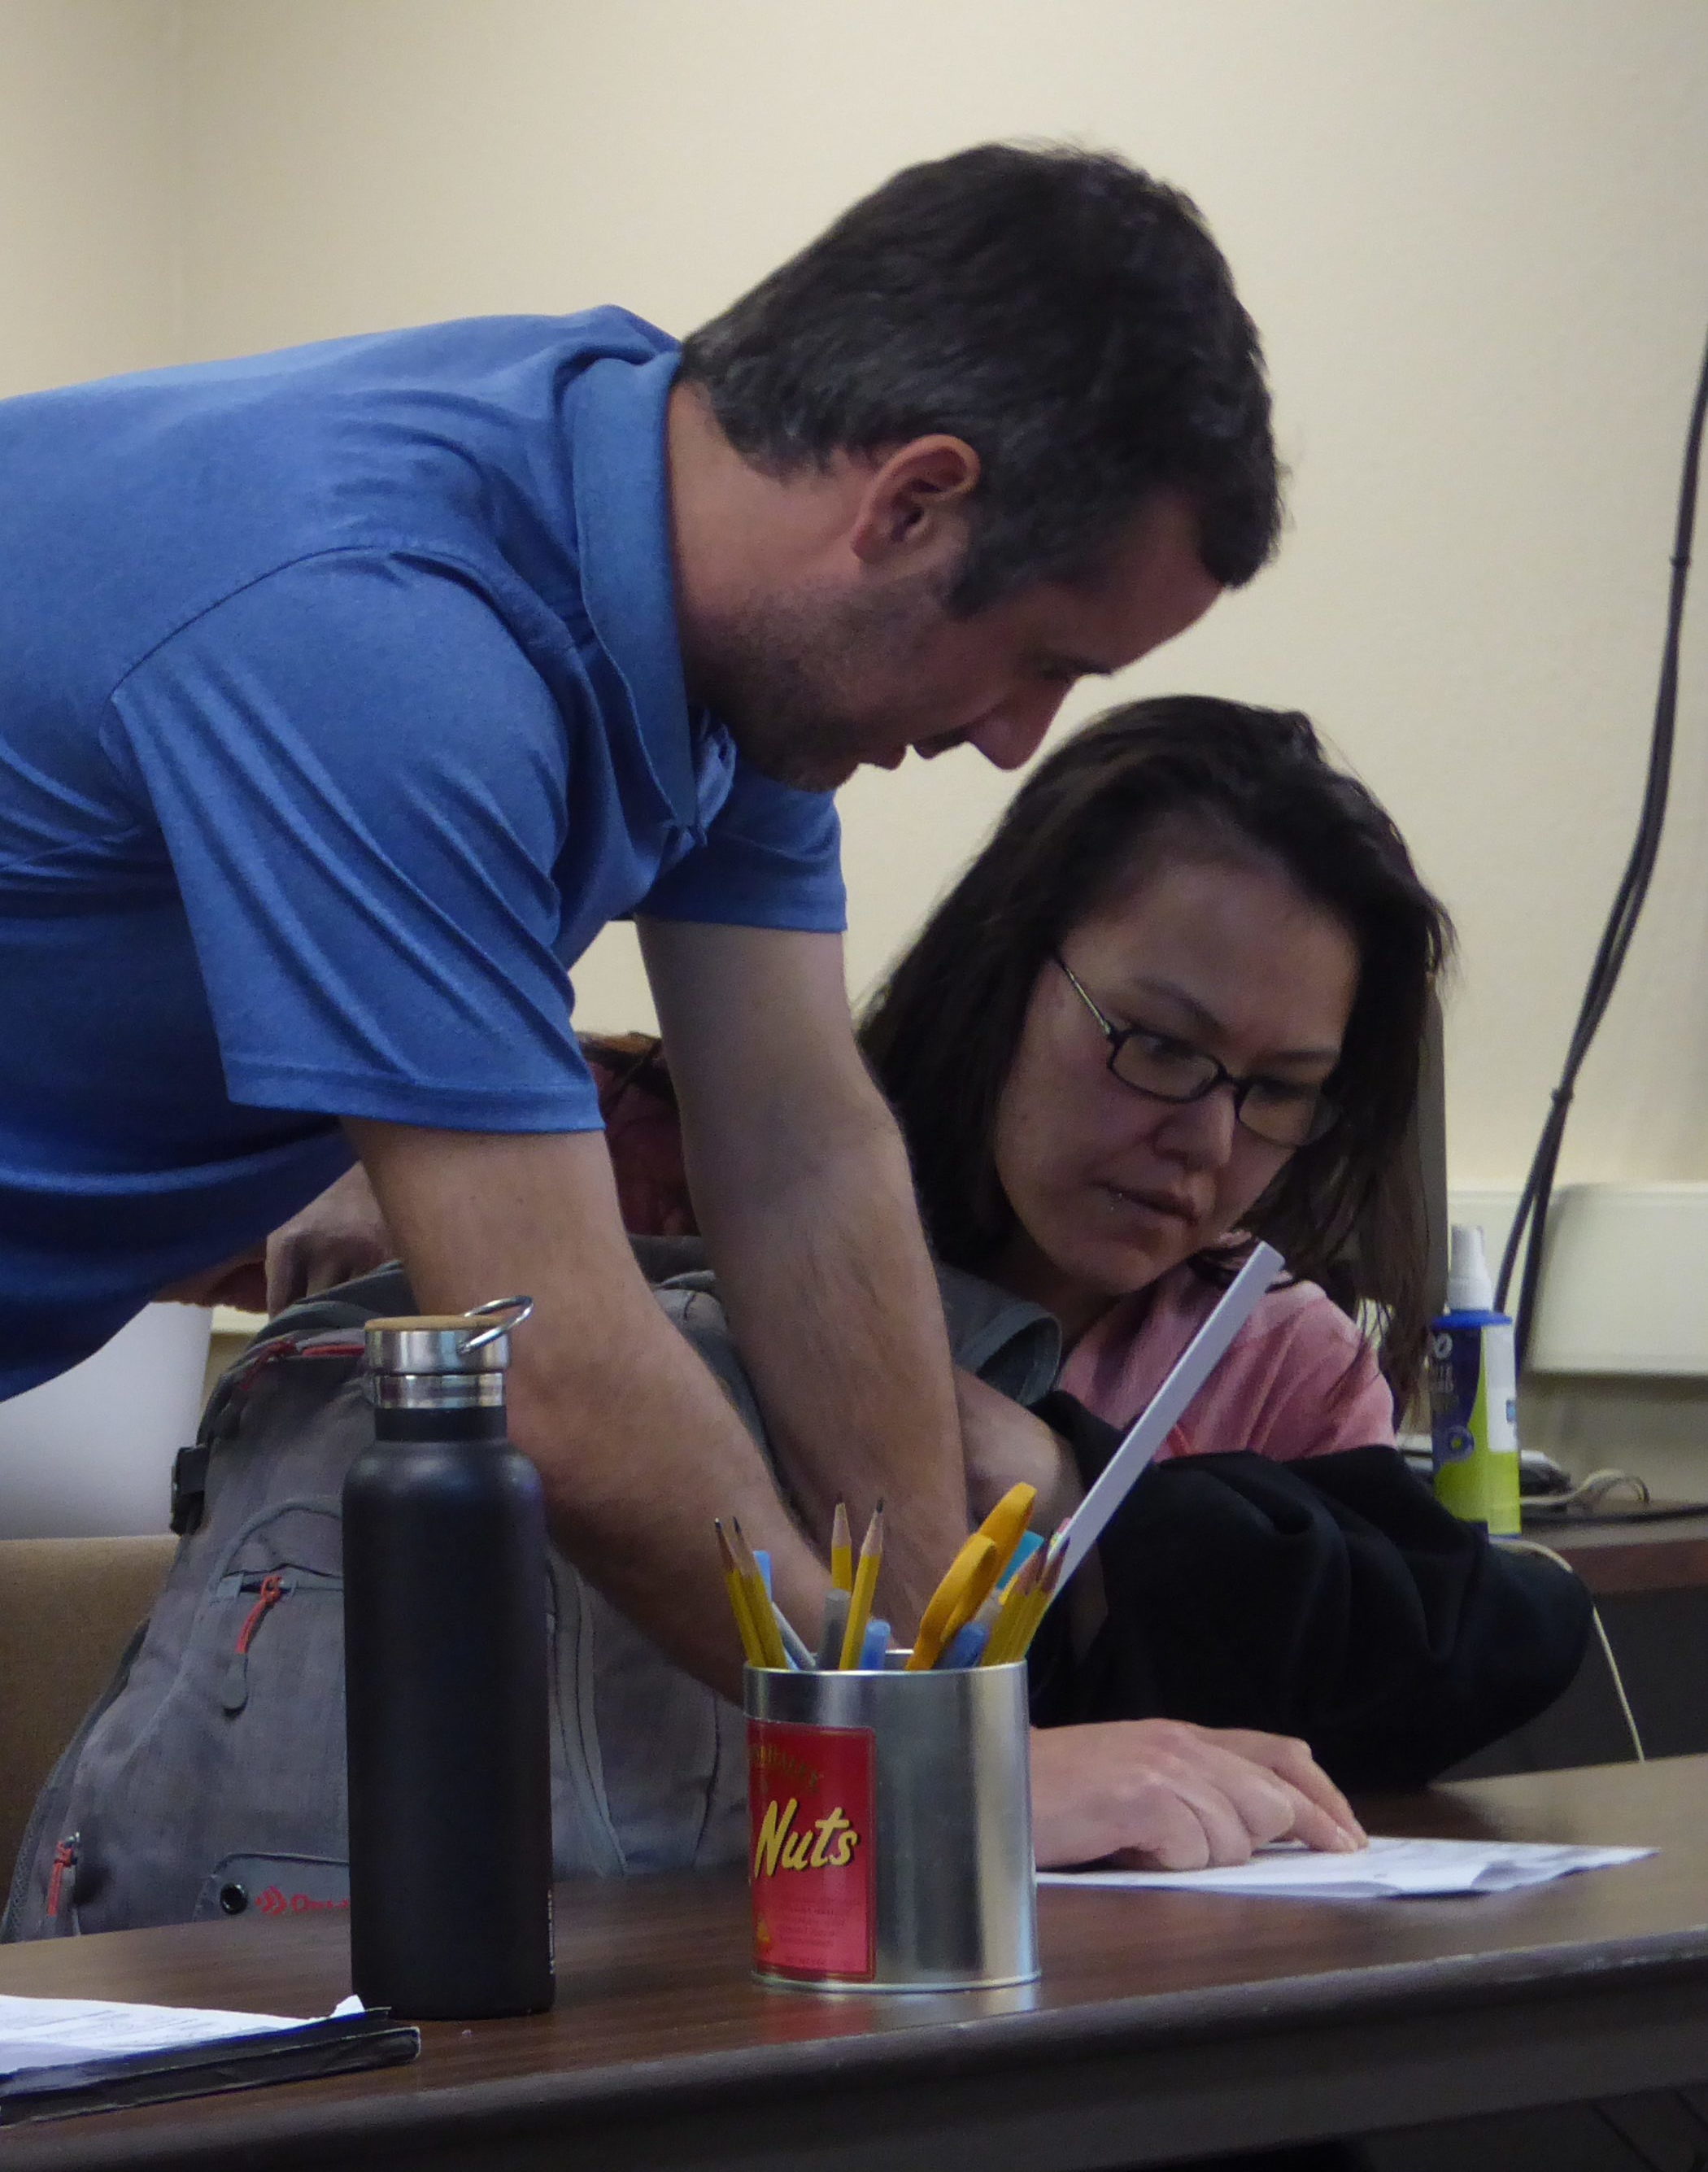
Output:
(343, 1296), (554, 2018)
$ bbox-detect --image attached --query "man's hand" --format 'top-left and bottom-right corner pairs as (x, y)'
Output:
(264, 1162), (395, 1313)
(1030, 1720), (1366, 1869)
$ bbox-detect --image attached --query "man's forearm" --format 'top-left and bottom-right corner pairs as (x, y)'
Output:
(506, 1284), (830, 1702)
(349, 1119), (826, 1702)
(638, 917), (971, 1636)
(691, 1103), (969, 1633)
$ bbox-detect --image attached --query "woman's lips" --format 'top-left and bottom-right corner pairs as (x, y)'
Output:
(1097, 1183), (1198, 1224)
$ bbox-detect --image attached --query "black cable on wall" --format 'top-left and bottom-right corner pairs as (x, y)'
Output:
(1496, 324), (1708, 1367)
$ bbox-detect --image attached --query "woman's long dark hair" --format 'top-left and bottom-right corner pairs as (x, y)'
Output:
(859, 696), (1453, 1414)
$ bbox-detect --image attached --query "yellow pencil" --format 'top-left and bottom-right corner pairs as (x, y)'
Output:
(830, 1500), (853, 1594)
(714, 1520), (767, 1667)
(981, 1549), (1043, 1666)
(727, 1517), (789, 1670)
(1009, 1533), (1069, 1660)
(838, 1502), (885, 1669)
(906, 1533), (999, 1670)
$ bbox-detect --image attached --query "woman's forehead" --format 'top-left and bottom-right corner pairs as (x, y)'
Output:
(1070, 849), (1359, 1045)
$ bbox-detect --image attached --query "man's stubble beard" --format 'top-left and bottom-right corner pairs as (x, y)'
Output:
(692, 576), (948, 794)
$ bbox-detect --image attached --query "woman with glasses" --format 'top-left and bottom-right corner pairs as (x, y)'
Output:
(861, 692), (1448, 1469)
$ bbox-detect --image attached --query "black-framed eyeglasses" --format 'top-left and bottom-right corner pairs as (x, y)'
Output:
(1053, 954), (1339, 1150)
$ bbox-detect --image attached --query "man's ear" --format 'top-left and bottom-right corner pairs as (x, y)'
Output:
(847, 435), (981, 570)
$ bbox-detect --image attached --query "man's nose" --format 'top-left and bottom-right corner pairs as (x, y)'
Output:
(965, 696), (1062, 772)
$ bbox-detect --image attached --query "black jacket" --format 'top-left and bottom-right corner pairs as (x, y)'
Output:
(1028, 1395), (1593, 1790)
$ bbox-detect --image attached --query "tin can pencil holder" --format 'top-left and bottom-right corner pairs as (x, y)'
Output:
(744, 1656), (1038, 1992)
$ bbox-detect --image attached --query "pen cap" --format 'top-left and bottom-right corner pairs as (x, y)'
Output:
(364, 1297), (532, 1411)
(1445, 1225), (1496, 1315)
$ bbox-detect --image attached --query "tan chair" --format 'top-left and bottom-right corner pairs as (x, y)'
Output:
(0, 1535), (176, 1899)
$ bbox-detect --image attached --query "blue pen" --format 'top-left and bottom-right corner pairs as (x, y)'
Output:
(752, 1548), (813, 1668)
(941, 1620), (990, 1669)
(859, 1616), (891, 1669)
(998, 1530), (1043, 1590)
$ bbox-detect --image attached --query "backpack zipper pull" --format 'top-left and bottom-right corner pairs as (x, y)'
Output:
(45, 1832), (79, 1921)
(222, 1572), (286, 1715)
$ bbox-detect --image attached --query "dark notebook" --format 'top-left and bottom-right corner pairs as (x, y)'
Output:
(0, 2010), (419, 2125)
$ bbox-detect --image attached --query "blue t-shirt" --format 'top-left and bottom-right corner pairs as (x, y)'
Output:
(0, 310), (845, 1393)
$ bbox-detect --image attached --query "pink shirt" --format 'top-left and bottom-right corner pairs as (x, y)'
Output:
(1057, 1263), (1395, 1462)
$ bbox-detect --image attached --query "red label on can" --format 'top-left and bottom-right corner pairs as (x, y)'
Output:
(747, 1716), (876, 1981)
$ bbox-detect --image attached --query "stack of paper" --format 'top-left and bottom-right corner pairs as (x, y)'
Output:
(0, 1992), (359, 2074)
(1039, 1835), (1654, 1900)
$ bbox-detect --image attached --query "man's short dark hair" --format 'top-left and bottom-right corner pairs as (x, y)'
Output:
(678, 142), (1281, 611)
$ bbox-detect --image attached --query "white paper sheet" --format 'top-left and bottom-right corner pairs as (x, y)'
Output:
(0, 1992), (363, 2074)
(1039, 1835), (1654, 1900)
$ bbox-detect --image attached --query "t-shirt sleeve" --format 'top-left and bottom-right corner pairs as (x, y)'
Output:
(107, 552), (603, 1132)
(1227, 1291), (1398, 1459)
(637, 757), (846, 931)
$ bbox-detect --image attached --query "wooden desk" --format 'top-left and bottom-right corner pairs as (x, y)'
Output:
(1543, 1511), (1708, 1598)
(2, 1756), (1706, 2172)
(1482, 1518), (1708, 1769)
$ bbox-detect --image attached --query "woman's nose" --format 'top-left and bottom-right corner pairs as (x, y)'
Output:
(1151, 1083), (1240, 1168)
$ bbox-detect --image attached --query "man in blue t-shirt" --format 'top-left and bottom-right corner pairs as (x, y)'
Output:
(0, 146), (1273, 1710)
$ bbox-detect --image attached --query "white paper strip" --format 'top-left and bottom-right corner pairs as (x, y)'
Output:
(1055, 1240), (1285, 1586)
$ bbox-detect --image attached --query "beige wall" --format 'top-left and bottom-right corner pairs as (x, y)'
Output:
(11, 1), (1708, 1190)
(0, 0), (181, 397)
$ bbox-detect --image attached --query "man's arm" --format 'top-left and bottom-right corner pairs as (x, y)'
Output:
(638, 918), (969, 1631)
(347, 1118), (829, 1702)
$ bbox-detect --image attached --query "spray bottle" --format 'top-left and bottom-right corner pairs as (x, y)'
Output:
(1429, 1224), (1521, 1537)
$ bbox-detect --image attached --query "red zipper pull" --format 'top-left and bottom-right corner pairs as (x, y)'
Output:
(46, 1832), (79, 1920)
(222, 1572), (286, 1715)
(237, 1571), (286, 1655)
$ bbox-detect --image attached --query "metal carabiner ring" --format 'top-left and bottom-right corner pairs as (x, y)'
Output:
(459, 1293), (535, 1355)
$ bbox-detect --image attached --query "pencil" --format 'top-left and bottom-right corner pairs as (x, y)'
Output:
(714, 1520), (767, 1667)
(773, 1606), (816, 1671)
(981, 1548), (1042, 1666)
(1010, 1532), (1069, 1660)
(728, 1517), (789, 1670)
(816, 1585), (852, 1669)
(830, 1501), (853, 1593)
(838, 1501), (885, 1669)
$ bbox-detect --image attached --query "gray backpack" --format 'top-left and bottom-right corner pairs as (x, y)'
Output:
(3, 1257), (1058, 1940)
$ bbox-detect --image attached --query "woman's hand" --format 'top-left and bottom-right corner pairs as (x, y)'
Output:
(1030, 1719), (1366, 1870)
